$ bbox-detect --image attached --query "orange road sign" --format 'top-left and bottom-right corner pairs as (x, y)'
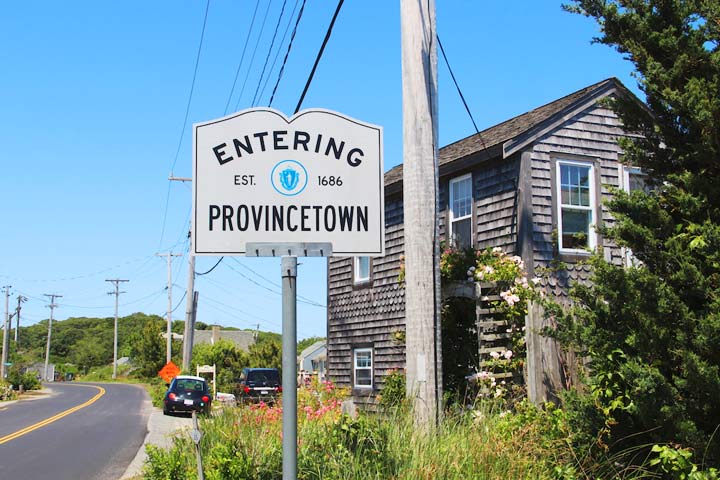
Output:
(158, 361), (180, 383)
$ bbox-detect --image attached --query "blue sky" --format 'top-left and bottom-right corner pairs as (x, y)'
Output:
(0, 1), (639, 339)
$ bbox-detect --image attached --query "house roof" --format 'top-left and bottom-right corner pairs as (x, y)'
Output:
(298, 341), (326, 361)
(384, 77), (636, 189)
(193, 329), (255, 351)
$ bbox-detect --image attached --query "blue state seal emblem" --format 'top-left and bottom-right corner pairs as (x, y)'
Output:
(271, 160), (308, 196)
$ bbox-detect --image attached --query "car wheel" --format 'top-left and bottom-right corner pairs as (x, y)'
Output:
(163, 406), (169, 416)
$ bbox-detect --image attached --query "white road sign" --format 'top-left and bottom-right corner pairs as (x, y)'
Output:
(193, 108), (384, 255)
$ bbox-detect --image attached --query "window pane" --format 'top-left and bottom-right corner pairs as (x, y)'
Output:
(561, 209), (591, 249)
(355, 351), (371, 368)
(356, 369), (372, 386)
(355, 257), (370, 282)
(560, 164), (591, 207)
(629, 173), (648, 193)
(451, 217), (472, 249)
(451, 176), (472, 218)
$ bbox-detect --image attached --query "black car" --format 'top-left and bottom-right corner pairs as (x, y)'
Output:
(236, 368), (281, 403)
(163, 375), (212, 415)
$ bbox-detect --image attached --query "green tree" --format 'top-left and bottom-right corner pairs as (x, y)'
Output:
(128, 317), (167, 378)
(192, 339), (248, 392)
(555, 0), (720, 465)
(247, 339), (281, 370)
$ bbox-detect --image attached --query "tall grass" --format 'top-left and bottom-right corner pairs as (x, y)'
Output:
(142, 381), (580, 479)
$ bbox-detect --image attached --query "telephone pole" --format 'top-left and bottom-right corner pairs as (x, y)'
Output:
(43, 294), (62, 381)
(169, 176), (197, 372)
(1, 286), (11, 379)
(15, 295), (27, 345)
(401, 0), (443, 427)
(157, 252), (182, 364)
(106, 279), (129, 379)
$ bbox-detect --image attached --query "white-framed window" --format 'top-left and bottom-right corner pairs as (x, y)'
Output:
(353, 348), (373, 388)
(557, 160), (596, 253)
(353, 257), (371, 284)
(622, 166), (648, 266)
(449, 174), (473, 248)
(623, 166), (649, 194)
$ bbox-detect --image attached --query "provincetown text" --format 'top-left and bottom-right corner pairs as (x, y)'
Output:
(209, 204), (369, 233)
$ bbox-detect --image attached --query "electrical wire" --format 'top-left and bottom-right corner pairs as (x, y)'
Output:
(195, 257), (224, 276)
(251, 0), (289, 106)
(259, 0), (300, 103)
(233, 1), (273, 112)
(268, 0), (306, 107)
(224, 0), (261, 115)
(437, 34), (486, 150)
(158, 0), (211, 249)
(294, 0), (345, 114)
(229, 258), (325, 307)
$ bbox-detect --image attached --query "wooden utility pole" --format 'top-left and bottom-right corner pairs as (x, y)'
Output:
(43, 294), (62, 381)
(106, 279), (128, 379)
(157, 252), (182, 364)
(1, 286), (11, 379)
(182, 252), (195, 371)
(15, 295), (27, 345)
(401, 0), (443, 426)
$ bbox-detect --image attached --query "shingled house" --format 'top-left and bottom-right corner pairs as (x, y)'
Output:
(326, 78), (646, 407)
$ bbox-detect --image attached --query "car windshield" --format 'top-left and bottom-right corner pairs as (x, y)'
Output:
(247, 370), (279, 383)
(174, 379), (205, 392)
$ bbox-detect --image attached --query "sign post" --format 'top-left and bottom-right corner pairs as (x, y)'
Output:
(193, 108), (382, 480)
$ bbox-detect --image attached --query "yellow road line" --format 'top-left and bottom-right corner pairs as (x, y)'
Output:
(0, 384), (106, 445)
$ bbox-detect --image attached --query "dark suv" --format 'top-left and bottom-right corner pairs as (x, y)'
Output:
(236, 368), (281, 403)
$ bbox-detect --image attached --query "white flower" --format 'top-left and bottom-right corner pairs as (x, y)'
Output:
(490, 351), (500, 359)
(531, 277), (541, 285)
(503, 350), (513, 360)
(494, 388), (503, 398)
(492, 247), (503, 254)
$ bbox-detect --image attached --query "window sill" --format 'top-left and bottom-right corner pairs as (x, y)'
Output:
(352, 387), (374, 396)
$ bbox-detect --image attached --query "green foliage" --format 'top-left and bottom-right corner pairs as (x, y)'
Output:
(247, 338), (281, 370)
(1, 381), (17, 401)
(192, 339), (248, 393)
(147, 379), (169, 408)
(128, 316), (171, 378)
(6, 366), (41, 391)
(649, 445), (719, 480)
(143, 388), (580, 479)
(551, 0), (720, 469)
(378, 369), (407, 411)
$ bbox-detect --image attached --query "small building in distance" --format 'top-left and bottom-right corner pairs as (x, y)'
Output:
(297, 341), (327, 382)
(192, 325), (256, 352)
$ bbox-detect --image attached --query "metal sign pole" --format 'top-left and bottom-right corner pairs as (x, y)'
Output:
(281, 256), (297, 480)
(247, 243), (330, 480)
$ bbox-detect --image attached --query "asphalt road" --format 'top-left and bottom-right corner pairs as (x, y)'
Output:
(0, 382), (149, 480)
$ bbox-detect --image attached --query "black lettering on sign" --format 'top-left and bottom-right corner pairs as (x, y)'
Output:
(213, 144), (233, 165)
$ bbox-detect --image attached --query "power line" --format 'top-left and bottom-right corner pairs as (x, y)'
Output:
(294, 0), (345, 114)
(233, 1), (274, 112)
(224, 0), (261, 115)
(251, 0), (289, 106)
(170, 0), (211, 175)
(437, 34), (485, 150)
(230, 258), (325, 307)
(259, 0), (300, 103)
(195, 257), (224, 276)
(269, 0), (307, 107)
(159, 0), (211, 249)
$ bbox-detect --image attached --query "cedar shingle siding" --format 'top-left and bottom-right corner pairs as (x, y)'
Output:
(327, 78), (642, 405)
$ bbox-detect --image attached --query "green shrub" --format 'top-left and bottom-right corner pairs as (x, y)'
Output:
(6, 367), (41, 391)
(147, 379), (169, 408)
(378, 369), (407, 411)
(1, 381), (16, 401)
